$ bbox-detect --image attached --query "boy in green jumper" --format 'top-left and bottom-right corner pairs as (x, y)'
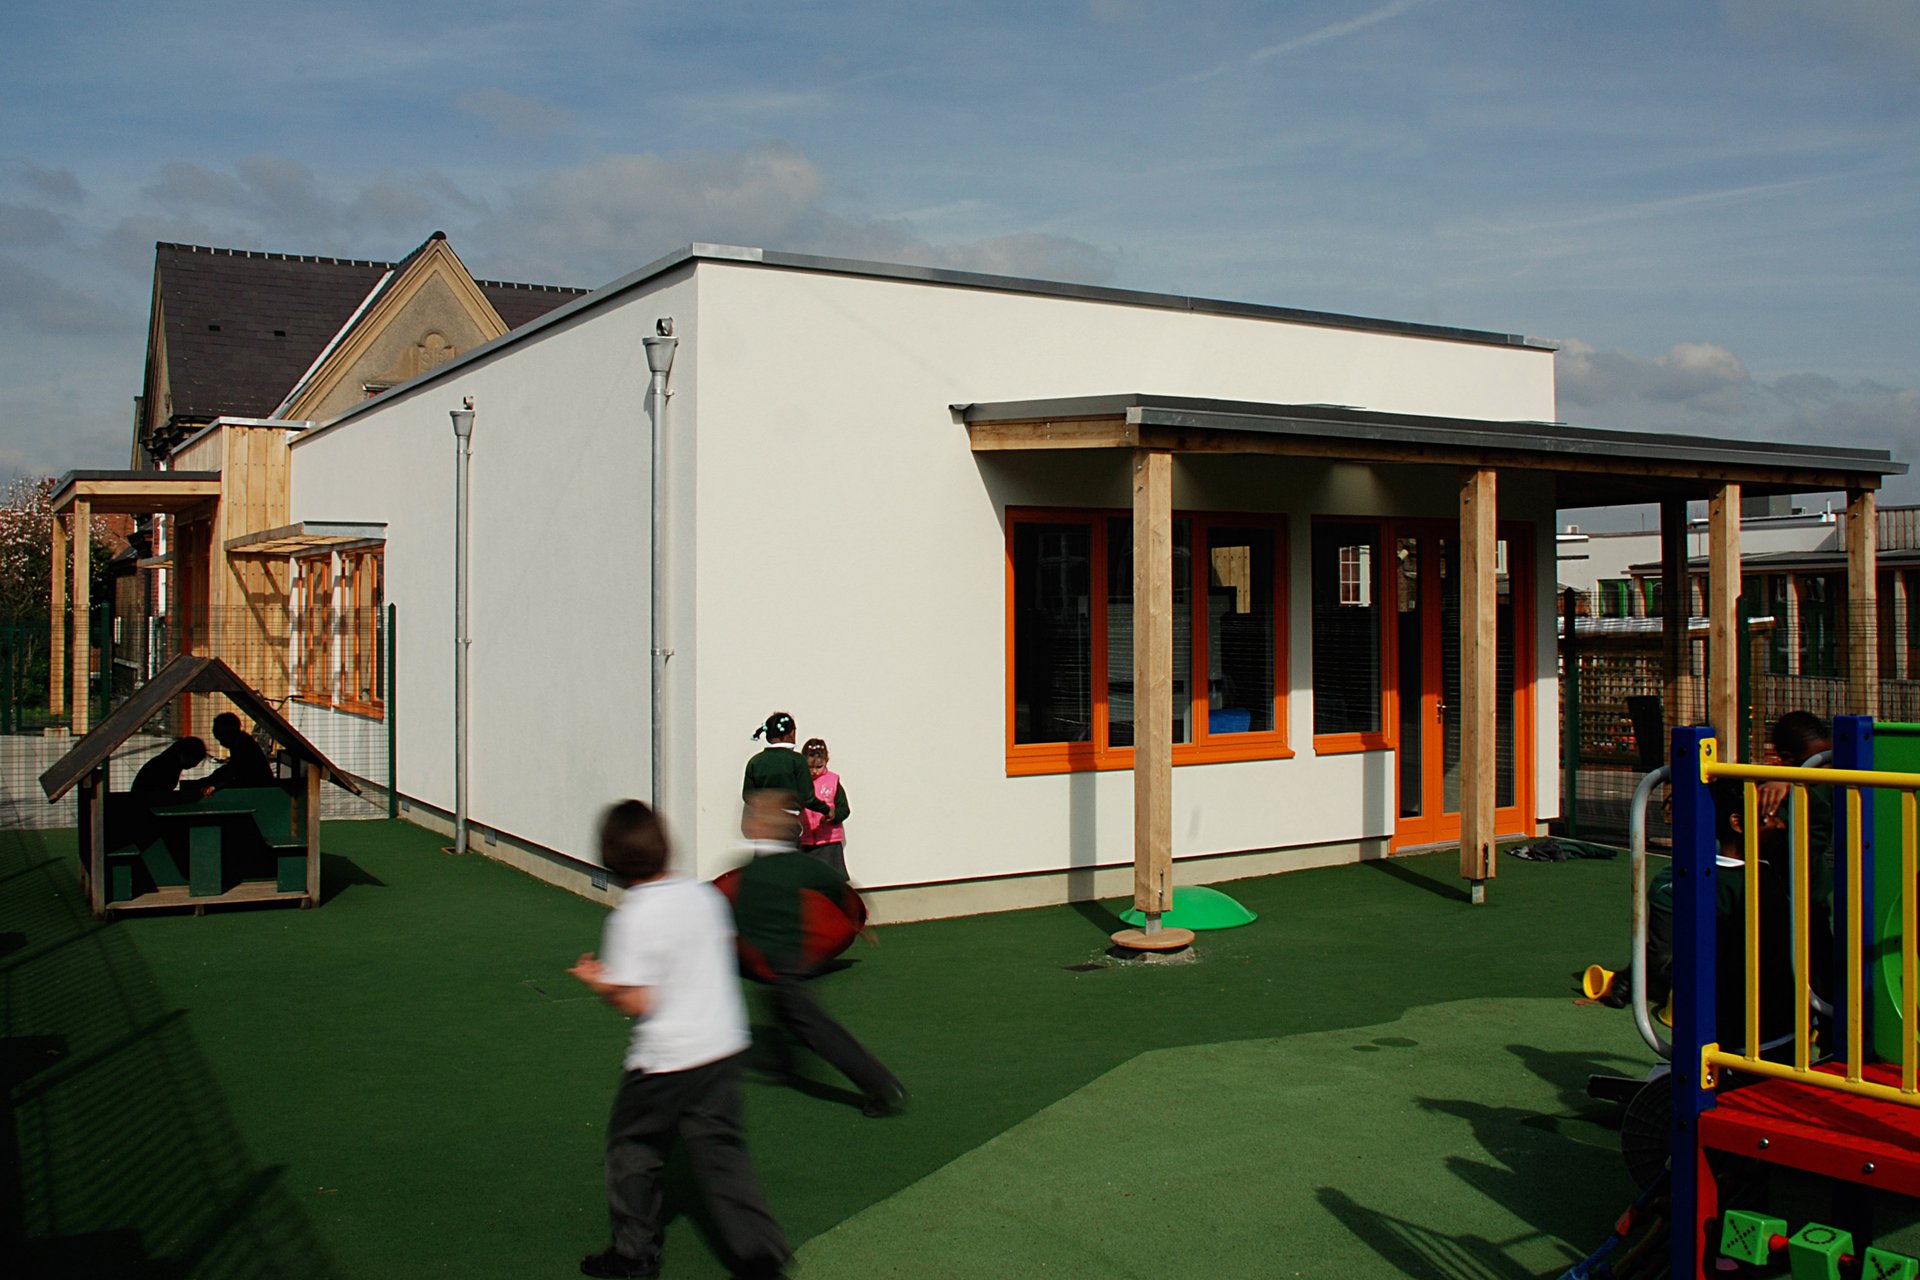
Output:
(735, 792), (904, 1118)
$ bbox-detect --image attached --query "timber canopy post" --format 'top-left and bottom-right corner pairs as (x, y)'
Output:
(1707, 484), (1740, 756)
(1459, 468), (1497, 903)
(49, 506), (66, 723)
(1847, 489), (1879, 718)
(69, 497), (91, 736)
(1112, 448), (1191, 951)
(1660, 497), (1690, 746)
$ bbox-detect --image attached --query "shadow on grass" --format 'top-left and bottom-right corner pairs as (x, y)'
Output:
(319, 852), (385, 902)
(0, 830), (343, 1279)
(1069, 897), (1127, 935)
(1362, 853), (1472, 904)
(1317, 1186), (1550, 1280)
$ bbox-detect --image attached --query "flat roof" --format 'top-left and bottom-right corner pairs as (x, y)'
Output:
(300, 244), (1552, 446)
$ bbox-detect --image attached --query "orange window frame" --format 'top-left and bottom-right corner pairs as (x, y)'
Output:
(336, 549), (384, 718)
(1004, 507), (1292, 777)
(295, 555), (331, 705)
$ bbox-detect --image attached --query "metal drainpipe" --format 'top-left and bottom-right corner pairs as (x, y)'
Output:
(450, 399), (474, 853)
(642, 321), (677, 811)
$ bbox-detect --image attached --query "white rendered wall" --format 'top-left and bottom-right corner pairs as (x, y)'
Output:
(289, 272), (697, 868)
(682, 264), (1557, 886)
(286, 256), (1560, 891)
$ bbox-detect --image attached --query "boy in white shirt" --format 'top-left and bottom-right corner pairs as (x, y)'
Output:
(570, 800), (788, 1280)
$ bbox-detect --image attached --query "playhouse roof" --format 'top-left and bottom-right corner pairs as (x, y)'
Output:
(39, 655), (361, 802)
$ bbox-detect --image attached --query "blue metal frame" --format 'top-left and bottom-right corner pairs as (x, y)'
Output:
(1669, 724), (1719, 1280)
(1833, 715), (1875, 1056)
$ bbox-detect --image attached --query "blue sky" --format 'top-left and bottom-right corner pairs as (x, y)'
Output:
(2, 0), (1916, 508)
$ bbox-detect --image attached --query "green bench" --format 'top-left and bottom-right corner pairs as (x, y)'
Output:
(105, 784), (304, 902)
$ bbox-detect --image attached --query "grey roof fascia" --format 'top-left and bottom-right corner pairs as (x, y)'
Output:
(746, 247), (1544, 348)
(961, 394), (1903, 481)
(296, 244), (1557, 451)
(294, 247), (702, 449)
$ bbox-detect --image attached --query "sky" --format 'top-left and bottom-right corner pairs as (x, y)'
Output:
(2, 0), (1916, 515)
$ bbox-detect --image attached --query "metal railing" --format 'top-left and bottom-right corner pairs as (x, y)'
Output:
(1694, 740), (1920, 1105)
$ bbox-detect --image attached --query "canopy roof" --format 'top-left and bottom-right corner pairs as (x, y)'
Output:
(960, 394), (1907, 509)
(51, 470), (221, 516)
(40, 655), (361, 802)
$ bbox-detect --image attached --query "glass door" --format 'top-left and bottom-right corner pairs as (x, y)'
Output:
(1392, 524), (1530, 850)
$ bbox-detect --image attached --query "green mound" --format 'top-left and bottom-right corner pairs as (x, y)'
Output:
(1118, 884), (1258, 930)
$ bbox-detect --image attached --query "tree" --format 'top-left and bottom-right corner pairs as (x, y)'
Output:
(0, 477), (125, 719)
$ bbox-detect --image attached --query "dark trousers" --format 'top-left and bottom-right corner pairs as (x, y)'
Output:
(604, 1052), (787, 1274)
(765, 973), (902, 1104)
(799, 841), (847, 879)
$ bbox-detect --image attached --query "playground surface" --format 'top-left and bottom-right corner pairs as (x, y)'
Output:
(6, 820), (1657, 1279)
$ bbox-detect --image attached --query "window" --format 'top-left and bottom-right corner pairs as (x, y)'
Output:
(1797, 573), (1842, 678)
(1311, 521), (1385, 745)
(1006, 509), (1289, 775)
(296, 556), (331, 703)
(294, 548), (385, 718)
(1598, 579), (1632, 618)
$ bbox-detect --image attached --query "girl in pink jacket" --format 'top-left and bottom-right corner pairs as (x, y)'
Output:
(798, 738), (852, 880)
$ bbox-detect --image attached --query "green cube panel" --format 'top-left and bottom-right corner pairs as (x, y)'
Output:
(1789, 1223), (1854, 1280)
(108, 859), (134, 904)
(188, 824), (223, 898)
(276, 853), (305, 894)
(1865, 1248), (1920, 1280)
(1721, 1211), (1788, 1265)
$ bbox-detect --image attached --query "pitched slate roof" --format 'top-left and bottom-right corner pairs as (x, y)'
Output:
(148, 235), (585, 428)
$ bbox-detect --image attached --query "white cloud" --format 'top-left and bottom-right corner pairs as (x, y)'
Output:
(452, 88), (574, 140)
(467, 146), (1116, 289)
(5, 161), (84, 206)
(1177, 0), (1431, 85)
(1556, 339), (1752, 414)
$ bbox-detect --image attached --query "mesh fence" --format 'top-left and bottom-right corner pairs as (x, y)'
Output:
(1560, 588), (1906, 844)
(0, 605), (394, 831)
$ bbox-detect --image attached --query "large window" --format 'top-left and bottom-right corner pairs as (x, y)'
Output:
(1007, 509), (1289, 775)
(1311, 521), (1385, 746)
(294, 547), (385, 718)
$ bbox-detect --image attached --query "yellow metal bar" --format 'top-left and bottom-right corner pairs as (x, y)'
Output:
(1848, 787), (1864, 1083)
(1744, 781), (1761, 1062)
(1705, 755), (1920, 793)
(1906, 791), (1917, 1095)
(1704, 1047), (1920, 1108)
(1794, 783), (1810, 1073)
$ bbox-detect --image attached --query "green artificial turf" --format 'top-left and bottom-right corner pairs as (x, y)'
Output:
(4, 820), (1657, 1279)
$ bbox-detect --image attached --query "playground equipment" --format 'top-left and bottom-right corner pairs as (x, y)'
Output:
(1664, 717), (1920, 1279)
(1718, 1210), (1920, 1277)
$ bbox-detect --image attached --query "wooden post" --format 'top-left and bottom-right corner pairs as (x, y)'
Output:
(1707, 484), (1740, 755)
(305, 760), (323, 907)
(1660, 497), (1689, 737)
(83, 766), (106, 920)
(1847, 489), (1879, 718)
(1460, 468), (1497, 902)
(71, 497), (91, 736)
(1133, 448), (1173, 920)
(50, 504), (66, 720)
(1111, 449), (1189, 952)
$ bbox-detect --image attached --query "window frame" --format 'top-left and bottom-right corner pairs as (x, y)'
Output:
(295, 554), (332, 706)
(336, 547), (385, 718)
(1004, 506), (1291, 777)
